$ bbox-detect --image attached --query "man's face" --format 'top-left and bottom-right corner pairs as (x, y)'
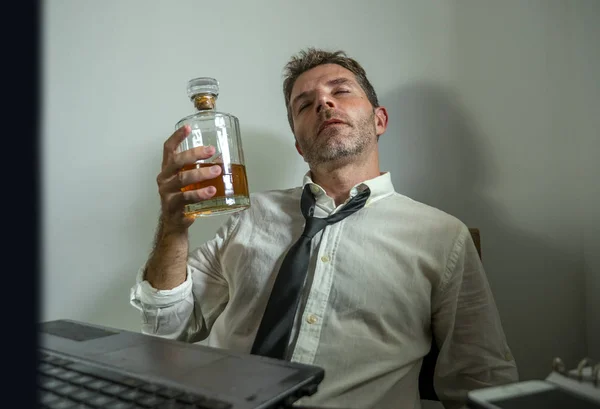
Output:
(289, 64), (387, 166)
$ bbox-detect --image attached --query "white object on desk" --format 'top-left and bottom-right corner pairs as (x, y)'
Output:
(466, 356), (599, 408)
(545, 357), (600, 403)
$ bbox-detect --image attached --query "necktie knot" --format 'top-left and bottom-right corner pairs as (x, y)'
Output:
(302, 216), (328, 239)
(300, 183), (371, 229)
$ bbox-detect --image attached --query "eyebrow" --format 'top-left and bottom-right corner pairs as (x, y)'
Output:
(291, 77), (354, 110)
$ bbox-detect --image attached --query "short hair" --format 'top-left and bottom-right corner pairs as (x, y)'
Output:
(283, 48), (380, 131)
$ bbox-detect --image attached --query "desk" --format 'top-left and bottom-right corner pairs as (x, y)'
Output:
(293, 407), (350, 409)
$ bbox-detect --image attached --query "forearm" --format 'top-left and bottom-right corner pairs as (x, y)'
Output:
(144, 217), (189, 290)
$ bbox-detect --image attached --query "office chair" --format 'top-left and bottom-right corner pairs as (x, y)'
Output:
(418, 228), (482, 401)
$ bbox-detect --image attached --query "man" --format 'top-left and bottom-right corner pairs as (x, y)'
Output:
(130, 48), (518, 409)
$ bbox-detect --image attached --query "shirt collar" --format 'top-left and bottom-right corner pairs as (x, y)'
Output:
(301, 171), (396, 209)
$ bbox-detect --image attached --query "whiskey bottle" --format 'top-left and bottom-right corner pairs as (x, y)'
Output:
(175, 77), (250, 217)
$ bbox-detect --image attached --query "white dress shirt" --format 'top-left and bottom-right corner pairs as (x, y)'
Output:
(130, 172), (518, 409)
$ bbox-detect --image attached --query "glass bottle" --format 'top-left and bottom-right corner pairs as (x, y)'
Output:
(175, 77), (250, 217)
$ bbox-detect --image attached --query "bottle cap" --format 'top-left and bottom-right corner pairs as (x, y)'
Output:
(187, 77), (219, 99)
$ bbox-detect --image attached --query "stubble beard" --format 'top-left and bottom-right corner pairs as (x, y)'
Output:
(300, 110), (377, 167)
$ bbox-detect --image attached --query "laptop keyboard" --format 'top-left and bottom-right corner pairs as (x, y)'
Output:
(38, 352), (233, 409)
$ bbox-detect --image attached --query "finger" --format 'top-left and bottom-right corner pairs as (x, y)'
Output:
(164, 125), (191, 154)
(164, 187), (218, 214)
(158, 164), (222, 193)
(181, 186), (218, 203)
(162, 145), (217, 177)
(162, 125), (198, 170)
(161, 126), (189, 170)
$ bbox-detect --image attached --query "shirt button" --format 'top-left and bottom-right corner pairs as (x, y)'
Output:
(350, 188), (358, 197)
(505, 351), (513, 361)
(306, 314), (318, 324)
(310, 185), (320, 195)
(320, 255), (330, 263)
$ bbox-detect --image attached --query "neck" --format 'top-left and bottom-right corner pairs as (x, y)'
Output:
(309, 149), (381, 206)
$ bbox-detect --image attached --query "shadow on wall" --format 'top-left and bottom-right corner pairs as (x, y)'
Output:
(87, 126), (300, 332)
(379, 82), (586, 380)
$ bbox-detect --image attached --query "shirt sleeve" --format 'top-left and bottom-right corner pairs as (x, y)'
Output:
(129, 213), (240, 343)
(431, 224), (519, 409)
(129, 264), (197, 340)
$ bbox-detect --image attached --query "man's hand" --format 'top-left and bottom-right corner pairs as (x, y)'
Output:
(157, 124), (222, 234)
(144, 125), (223, 290)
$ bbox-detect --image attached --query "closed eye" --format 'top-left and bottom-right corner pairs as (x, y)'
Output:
(298, 102), (310, 113)
(335, 89), (350, 95)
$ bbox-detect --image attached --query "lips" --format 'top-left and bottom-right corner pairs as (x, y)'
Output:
(318, 119), (346, 134)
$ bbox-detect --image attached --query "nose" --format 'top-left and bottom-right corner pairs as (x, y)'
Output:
(316, 93), (335, 114)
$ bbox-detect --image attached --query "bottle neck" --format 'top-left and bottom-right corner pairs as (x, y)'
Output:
(192, 94), (217, 111)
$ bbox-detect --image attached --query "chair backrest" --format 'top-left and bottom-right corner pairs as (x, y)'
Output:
(418, 228), (482, 401)
(469, 228), (482, 260)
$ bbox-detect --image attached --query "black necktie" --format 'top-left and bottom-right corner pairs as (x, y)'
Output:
(251, 184), (371, 359)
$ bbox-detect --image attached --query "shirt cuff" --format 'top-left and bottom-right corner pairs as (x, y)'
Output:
(129, 265), (193, 308)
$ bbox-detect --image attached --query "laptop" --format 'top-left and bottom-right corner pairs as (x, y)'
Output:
(38, 319), (325, 409)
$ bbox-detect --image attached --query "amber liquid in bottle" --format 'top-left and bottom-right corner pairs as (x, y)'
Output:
(180, 163), (249, 216)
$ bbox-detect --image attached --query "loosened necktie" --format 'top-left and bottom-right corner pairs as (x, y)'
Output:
(251, 184), (371, 359)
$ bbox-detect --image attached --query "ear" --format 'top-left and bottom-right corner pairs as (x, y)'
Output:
(295, 140), (304, 157)
(374, 106), (389, 138)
